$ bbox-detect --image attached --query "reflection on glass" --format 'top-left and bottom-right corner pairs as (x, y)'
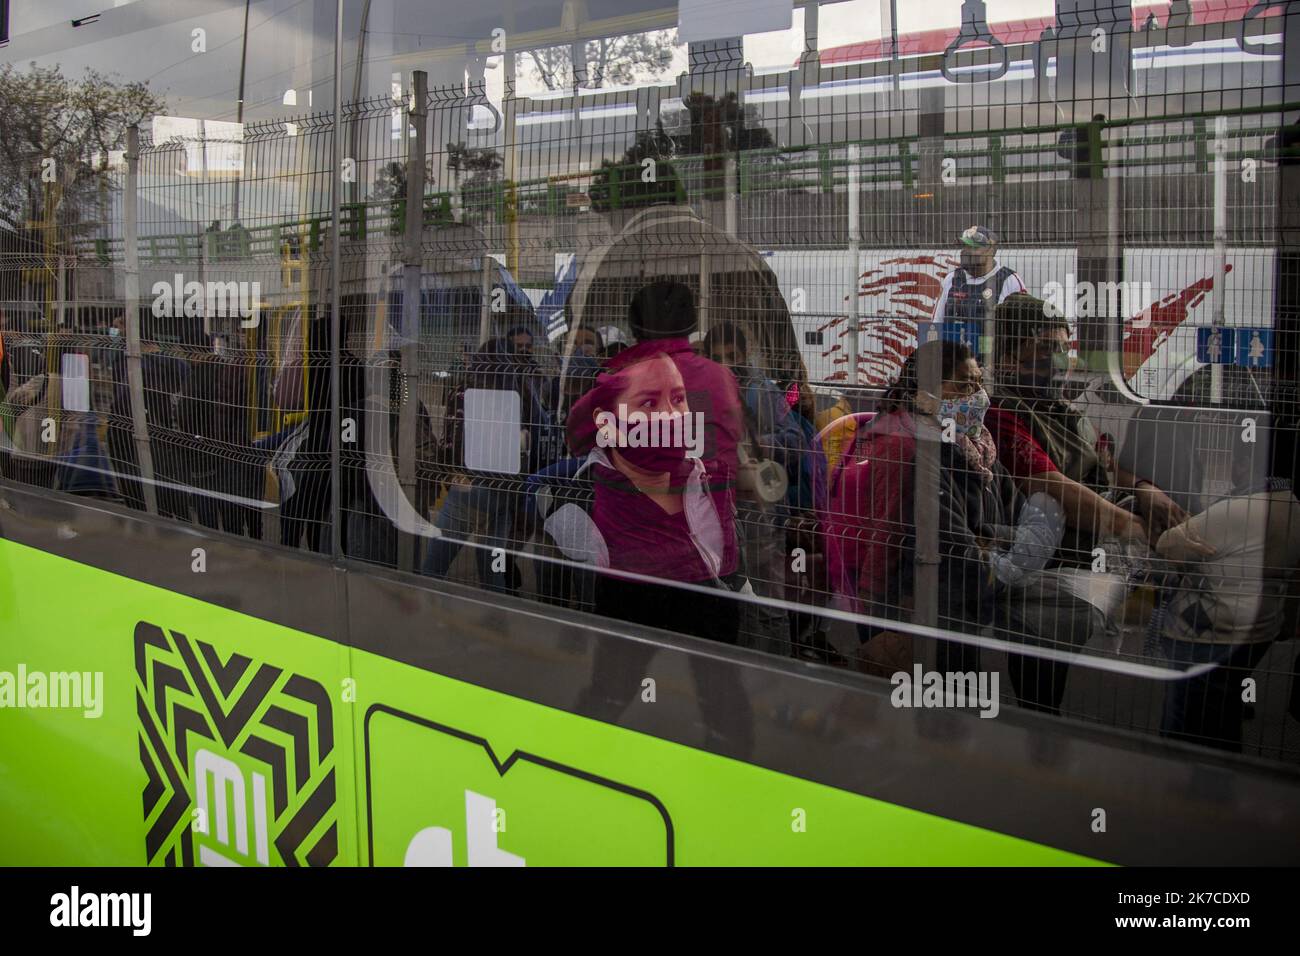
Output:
(0, 0), (1296, 758)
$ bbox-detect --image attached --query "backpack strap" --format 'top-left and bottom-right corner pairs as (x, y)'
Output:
(991, 265), (1017, 302)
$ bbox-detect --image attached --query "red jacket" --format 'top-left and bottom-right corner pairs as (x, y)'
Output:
(826, 410), (915, 613)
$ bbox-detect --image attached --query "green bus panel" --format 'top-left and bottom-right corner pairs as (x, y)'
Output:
(0, 539), (1100, 866)
(0, 538), (357, 867)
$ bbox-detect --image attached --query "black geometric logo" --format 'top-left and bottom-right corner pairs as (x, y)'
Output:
(135, 621), (338, 866)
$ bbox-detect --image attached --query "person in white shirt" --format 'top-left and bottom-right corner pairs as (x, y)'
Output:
(932, 225), (1027, 323)
(1154, 474), (1300, 752)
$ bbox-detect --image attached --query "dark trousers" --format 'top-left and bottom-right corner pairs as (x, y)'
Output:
(280, 468), (329, 553)
(905, 571), (1101, 716)
(1158, 637), (1270, 752)
(997, 574), (1102, 715)
(578, 572), (751, 755)
(594, 572), (741, 645)
(192, 452), (264, 540)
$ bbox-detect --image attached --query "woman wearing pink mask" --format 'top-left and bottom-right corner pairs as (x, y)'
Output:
(566, 348), (741, 643)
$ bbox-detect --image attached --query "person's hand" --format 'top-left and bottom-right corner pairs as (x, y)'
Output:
(1134, 482), (1188, 540)
(1109, 507), (1148, 543)
(1155, 519), (1217, 559)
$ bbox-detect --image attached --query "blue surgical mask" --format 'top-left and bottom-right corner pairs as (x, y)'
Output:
(938, 387), (991, 435)
(109, 327), (121, 338)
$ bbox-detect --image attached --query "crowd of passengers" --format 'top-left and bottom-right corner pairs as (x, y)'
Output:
(2, 224), (1299, 755)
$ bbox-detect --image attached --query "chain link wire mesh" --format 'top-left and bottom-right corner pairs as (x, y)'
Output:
(1, 0), (1298, 761)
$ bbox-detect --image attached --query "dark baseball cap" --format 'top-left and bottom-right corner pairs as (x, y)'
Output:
(960, 225), (997, 248)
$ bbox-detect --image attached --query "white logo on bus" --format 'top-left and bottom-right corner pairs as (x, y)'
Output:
(403, 790), (524, 867)
(193, 748), (270, 866)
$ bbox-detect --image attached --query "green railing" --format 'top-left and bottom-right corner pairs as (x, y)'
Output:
(70, 101), (1300, 264)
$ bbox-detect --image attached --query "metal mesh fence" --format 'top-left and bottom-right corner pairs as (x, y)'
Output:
(1, 0), (1298, 763)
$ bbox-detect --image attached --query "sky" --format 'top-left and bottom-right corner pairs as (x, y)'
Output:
(9, 0), (1176, 45)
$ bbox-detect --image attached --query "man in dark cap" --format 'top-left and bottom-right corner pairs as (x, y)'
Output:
(932, 225), (1026, 323)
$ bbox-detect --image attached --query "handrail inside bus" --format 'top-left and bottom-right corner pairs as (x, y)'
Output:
(942, 0), (1010, 83)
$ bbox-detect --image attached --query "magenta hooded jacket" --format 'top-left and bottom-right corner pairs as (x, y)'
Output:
(566, 338), (743, 583)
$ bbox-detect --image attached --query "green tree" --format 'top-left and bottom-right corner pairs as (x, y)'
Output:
(0, 63), (164, 239)
(367, 160), (406, 235)
(446, 141), (503, 179)
(675, 91), (774, 155)
(589, 122), (682, 213)
(446, 141), (503, 220)
(520, 31), (677, 93)
(370, 160), (406, 202)
(589, 92), (778, 211)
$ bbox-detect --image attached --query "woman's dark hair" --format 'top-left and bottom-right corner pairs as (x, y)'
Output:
(469, 337), (516, 390)
(562, 354), (602, 397)
(701, 320), (747, 358)
(883, 339), (973, 411)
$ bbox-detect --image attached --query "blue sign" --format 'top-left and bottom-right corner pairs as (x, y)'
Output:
(1236, 328), (1273, 369)
(1196, 326), (1234, 365)
(916, 321), (981, 351)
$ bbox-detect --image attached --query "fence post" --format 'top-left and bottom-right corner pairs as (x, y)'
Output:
(329, 0), (345, 561)
(1077, 117), (1123, 363)
(122, 125), (158, 515)
(397, 70), (428, 574)
(912, 87), (946, 634)
(846, 143), (860, 385)
(1211, 115), (1229, 405)
(1268, 5), (1300, 492)
(725, 153), (738, 236)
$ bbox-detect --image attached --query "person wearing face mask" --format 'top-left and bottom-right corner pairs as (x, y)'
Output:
(424, 337), (524, 594)
(931, 226), (1026, 324)
(566, 326), (604, 360)
(984, 294), (1200, 568)
(565, 346), (754, 754)
(834, 339), (1101, 713)
(566, 350), (740, 615)
(93, 314), (126, 385)
(567, 280), (743, 588)
(527, 355), (602, 607)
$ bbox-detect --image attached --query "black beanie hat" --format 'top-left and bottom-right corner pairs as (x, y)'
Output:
(628, 280), (697, 340)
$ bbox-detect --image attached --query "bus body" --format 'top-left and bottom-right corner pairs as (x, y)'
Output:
(1, 0), (1299, 866)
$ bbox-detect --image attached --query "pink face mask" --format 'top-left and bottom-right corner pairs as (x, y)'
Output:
(592, 353), (696, 475)
(613, 411), (691, 475)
